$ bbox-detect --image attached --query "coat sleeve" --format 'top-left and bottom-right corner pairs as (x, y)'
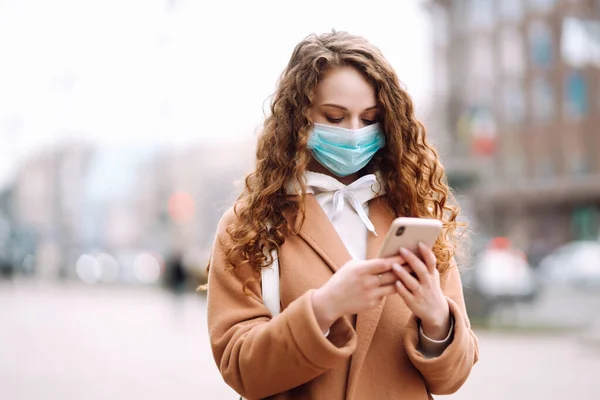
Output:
(403, 258), (480, 395)
(206, 208), (357, 400)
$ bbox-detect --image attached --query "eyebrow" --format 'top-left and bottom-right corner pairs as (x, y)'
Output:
(321, 103), (379, 111)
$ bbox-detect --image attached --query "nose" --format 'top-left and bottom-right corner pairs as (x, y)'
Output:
(348, 117), (362, 130)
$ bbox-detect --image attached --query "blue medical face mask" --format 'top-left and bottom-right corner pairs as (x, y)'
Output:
(307, 123), (386, 177)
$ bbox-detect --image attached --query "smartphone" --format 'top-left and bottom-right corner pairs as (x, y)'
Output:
(378, 217), (443, 258)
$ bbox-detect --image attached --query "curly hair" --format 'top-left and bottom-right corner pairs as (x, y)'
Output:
(223, 31), (465, 282)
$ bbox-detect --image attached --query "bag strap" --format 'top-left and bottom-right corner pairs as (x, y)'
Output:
(261, 248), (281, 316)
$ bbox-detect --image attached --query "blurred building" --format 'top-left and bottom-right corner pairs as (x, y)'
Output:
(0, 134), (255, 282)
(426, 0), (600, 255)
(134, 140), (256, 273)
(9, 140), (94, 277)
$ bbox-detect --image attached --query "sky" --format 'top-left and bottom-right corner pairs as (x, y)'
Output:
(0, 0), (432, 184)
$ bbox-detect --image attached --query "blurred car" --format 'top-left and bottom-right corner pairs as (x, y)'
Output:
(71, 249), (165, 285)
(580, 318), (600, 347)
(473, 248), (537, 300)
(462, 237), (538, 318)
(538, 241), (600, 289)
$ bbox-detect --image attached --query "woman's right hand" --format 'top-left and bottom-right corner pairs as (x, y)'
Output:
(311, 256), (405, 334)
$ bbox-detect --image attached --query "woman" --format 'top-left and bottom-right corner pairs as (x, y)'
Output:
(206, 31), (479, 400)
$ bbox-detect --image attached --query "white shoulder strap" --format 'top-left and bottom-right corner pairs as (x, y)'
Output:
(261, 248), (281, 316)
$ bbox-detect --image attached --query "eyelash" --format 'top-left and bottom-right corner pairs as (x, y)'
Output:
(325, 117), (376, 125)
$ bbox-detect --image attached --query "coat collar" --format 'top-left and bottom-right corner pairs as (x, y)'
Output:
(284, 194), (353, 273)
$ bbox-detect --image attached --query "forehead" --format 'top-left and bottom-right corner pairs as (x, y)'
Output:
(314, 66), (376, 109)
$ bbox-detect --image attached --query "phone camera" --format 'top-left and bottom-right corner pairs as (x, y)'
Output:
(396, 226), (405, 236)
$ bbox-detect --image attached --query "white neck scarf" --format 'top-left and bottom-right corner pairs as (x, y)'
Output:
(287, 171), (386, 235)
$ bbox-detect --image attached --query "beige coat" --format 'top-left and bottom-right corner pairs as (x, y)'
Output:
(207, 195), (479, 400)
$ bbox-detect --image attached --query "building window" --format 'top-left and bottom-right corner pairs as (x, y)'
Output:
(434, 59), (448, 98)
(528, 0), (558, 12)
(500, 27), (526, 76)
(529, 20), (553, 68)
(500, 0), (524, 21)
(532, 77), (554, 122)
(502, 79), (526, 125)
(564, 70), (588, 118)
(452, 0), (468, 33)
(561, 17), (600, 68)
(571, 207), (599, 240)
(468, 0), (495, 30)
(468, 36), (496, 85)
(432, 5), (449, 48)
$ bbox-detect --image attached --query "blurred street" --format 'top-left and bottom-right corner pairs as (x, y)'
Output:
(2, 281), (599, 400)
(0, 281), (237, 400)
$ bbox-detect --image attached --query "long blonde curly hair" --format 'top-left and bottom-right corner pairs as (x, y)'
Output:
(223, 31), (464, 280)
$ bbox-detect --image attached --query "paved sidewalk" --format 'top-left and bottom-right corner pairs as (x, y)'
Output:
(1, 280), (599, 399)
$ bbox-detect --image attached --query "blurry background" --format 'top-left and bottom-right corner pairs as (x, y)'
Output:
(1, 0), (599, 399)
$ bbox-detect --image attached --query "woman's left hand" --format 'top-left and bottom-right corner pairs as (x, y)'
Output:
(392, 242), (450, 340)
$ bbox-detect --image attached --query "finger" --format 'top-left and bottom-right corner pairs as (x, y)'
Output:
(399, 247), (429, 283)
(362, 255), (408, 275)
(361, 259), (394, 275)
(393, 263), (420, 293)
(378, 271), (399, 286)
(366, 274), (383, 289)
(395, 280), (414, 304)
(418, 242), (437, 273)
(367, 271), (402, 290)
(373, 284), (397, 298)
(382, 254), (406, 265)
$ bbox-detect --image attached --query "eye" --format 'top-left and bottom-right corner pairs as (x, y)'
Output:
(326, 116), (344, 124)
(361, 118), (376, 125)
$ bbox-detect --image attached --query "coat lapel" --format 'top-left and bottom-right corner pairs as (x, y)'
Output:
(284, 194), (353, 273)
(284, 194), (397, 398)
(346, 196), (396, 399)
